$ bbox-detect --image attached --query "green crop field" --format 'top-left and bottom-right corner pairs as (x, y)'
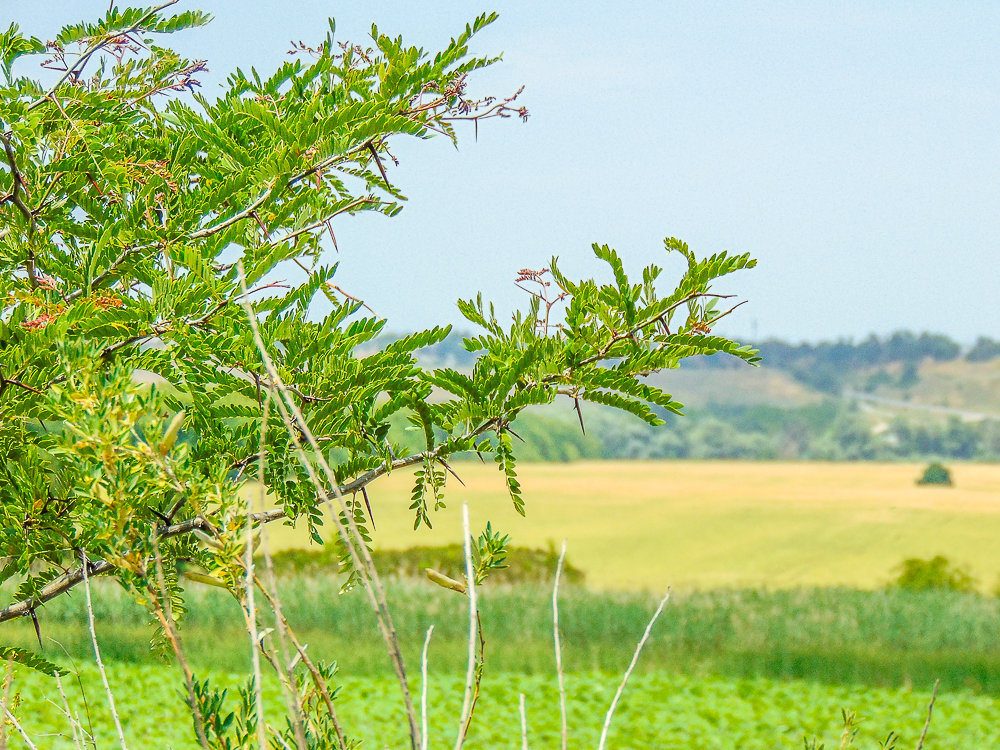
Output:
(261, 461), (1000, 592)
(7, 663), (1000, 749)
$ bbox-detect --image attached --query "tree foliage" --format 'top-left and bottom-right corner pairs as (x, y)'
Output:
(0, 4), (756, 746)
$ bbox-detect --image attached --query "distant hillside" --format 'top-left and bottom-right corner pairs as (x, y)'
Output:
(373, 329), (1000, 462)
(642, 366), (821, 410)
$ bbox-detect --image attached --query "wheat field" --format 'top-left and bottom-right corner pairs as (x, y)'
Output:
(262, 461), (1000, 592)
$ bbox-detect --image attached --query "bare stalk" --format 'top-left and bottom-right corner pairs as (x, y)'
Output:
(1, 706), (37, 750)
(1, 659), (12, 750)
(249, 454), (310, 750)
(247, 392), (270, 749)
(420, 625), (434, 750)
(53, 672), (86, 750)
(250, 572), (348, 750)
(454, 504), (478, 750)
(915, 679), (940, 750)
(519, 693), (528, 750)
(597, 588), (671, 750)
(149, 534), (211, 750)
(80, 552), (129, 750)
(236, 264), (419, 749)
(47, 640), (96, 749)
(552, 539), (568, 750)
(250, 380), (417, 746)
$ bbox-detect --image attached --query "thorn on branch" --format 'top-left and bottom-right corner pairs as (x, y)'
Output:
(366, 141), (390, 189)
(250, 210), (271, 242)
(439, 458), (466, 487)
(361, 487), (376, 531)
(29, 608), (42, 648)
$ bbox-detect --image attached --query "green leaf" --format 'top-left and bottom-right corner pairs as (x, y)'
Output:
(0, 645), (66, 676)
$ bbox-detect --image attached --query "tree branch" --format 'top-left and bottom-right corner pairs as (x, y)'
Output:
(0, 438), (478, 624)
(188, 181), (278, 240)
(0, 131), (37, 287)
(571, 291), (736, 369)
(66, 169), (374, 304)
(26, 1), (180, 113)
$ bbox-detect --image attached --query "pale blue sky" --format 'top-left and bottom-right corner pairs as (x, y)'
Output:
(10, 2), (1000, 343)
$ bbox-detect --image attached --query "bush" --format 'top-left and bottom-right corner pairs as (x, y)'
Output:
(917, 462), (953, 486)
(892, 555), (976, 593)
(268, 544), (586, 585)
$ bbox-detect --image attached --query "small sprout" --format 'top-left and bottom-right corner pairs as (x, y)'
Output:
(425, 568), (466, 594)
(182, 570), (229, 589)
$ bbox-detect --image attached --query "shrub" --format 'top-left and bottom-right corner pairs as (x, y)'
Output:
(268, 544), (586, 585)
(917, 462), (953, 486)
(892, 555), (976, 593)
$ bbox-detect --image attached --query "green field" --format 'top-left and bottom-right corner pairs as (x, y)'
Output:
(7, 582), (1000, 691)
(263, 460), (1000, 592)
(7, 664), (998, 749)
(7, 461), (1000, 747)
(5, 580), (1000, 747)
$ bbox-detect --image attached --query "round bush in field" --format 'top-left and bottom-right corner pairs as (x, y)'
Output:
(917, 462), (953, 486)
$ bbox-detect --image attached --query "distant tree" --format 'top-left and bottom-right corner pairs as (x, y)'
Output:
(898, 360), (920, 389)
(966, 336), (1000, 363)
(915, 332), (961, 361)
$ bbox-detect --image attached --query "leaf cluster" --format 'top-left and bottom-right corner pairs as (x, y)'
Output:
(0, 7), (756, 731)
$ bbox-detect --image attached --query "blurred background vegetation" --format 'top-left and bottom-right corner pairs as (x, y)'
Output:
(372, 329), (1000, 463)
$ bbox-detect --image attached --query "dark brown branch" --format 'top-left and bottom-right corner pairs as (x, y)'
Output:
(0, 131), (37, 287)
(572, 292), (736, 369)
(289, 139), (376, 187)
(264, 197), (372, 248)
(0, 366), (42, 396)
(703, 299), (748, 329)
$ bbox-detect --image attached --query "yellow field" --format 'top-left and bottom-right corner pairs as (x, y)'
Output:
(263, 461), (1000, 592)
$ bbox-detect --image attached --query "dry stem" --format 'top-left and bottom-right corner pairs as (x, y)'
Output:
(454, 504), (478, 750)
(250, 572), (347, 750)
(248, 393), (270, 749)
(236, 264), (418, 749)
(53, 672), (86, 750)
(597, 588), (671, 750)
(915, 679), (940, 750)
(552, 539), (568, 750)
(149, 534), (210, 750)
(81, 552), (129, 750)
(0, 660), (12, 750)
(519, 693), (528, 750)
(1, 706), (37, 750)
(420, 625), (435, 750)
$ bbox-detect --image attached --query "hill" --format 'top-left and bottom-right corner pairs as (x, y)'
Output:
(375, 329), (1000, 461)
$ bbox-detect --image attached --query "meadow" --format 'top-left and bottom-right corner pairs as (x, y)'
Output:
(263, 460), (1000, 592)
(5, 460), (1000, 747)
(7, 581), (1000, 690)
